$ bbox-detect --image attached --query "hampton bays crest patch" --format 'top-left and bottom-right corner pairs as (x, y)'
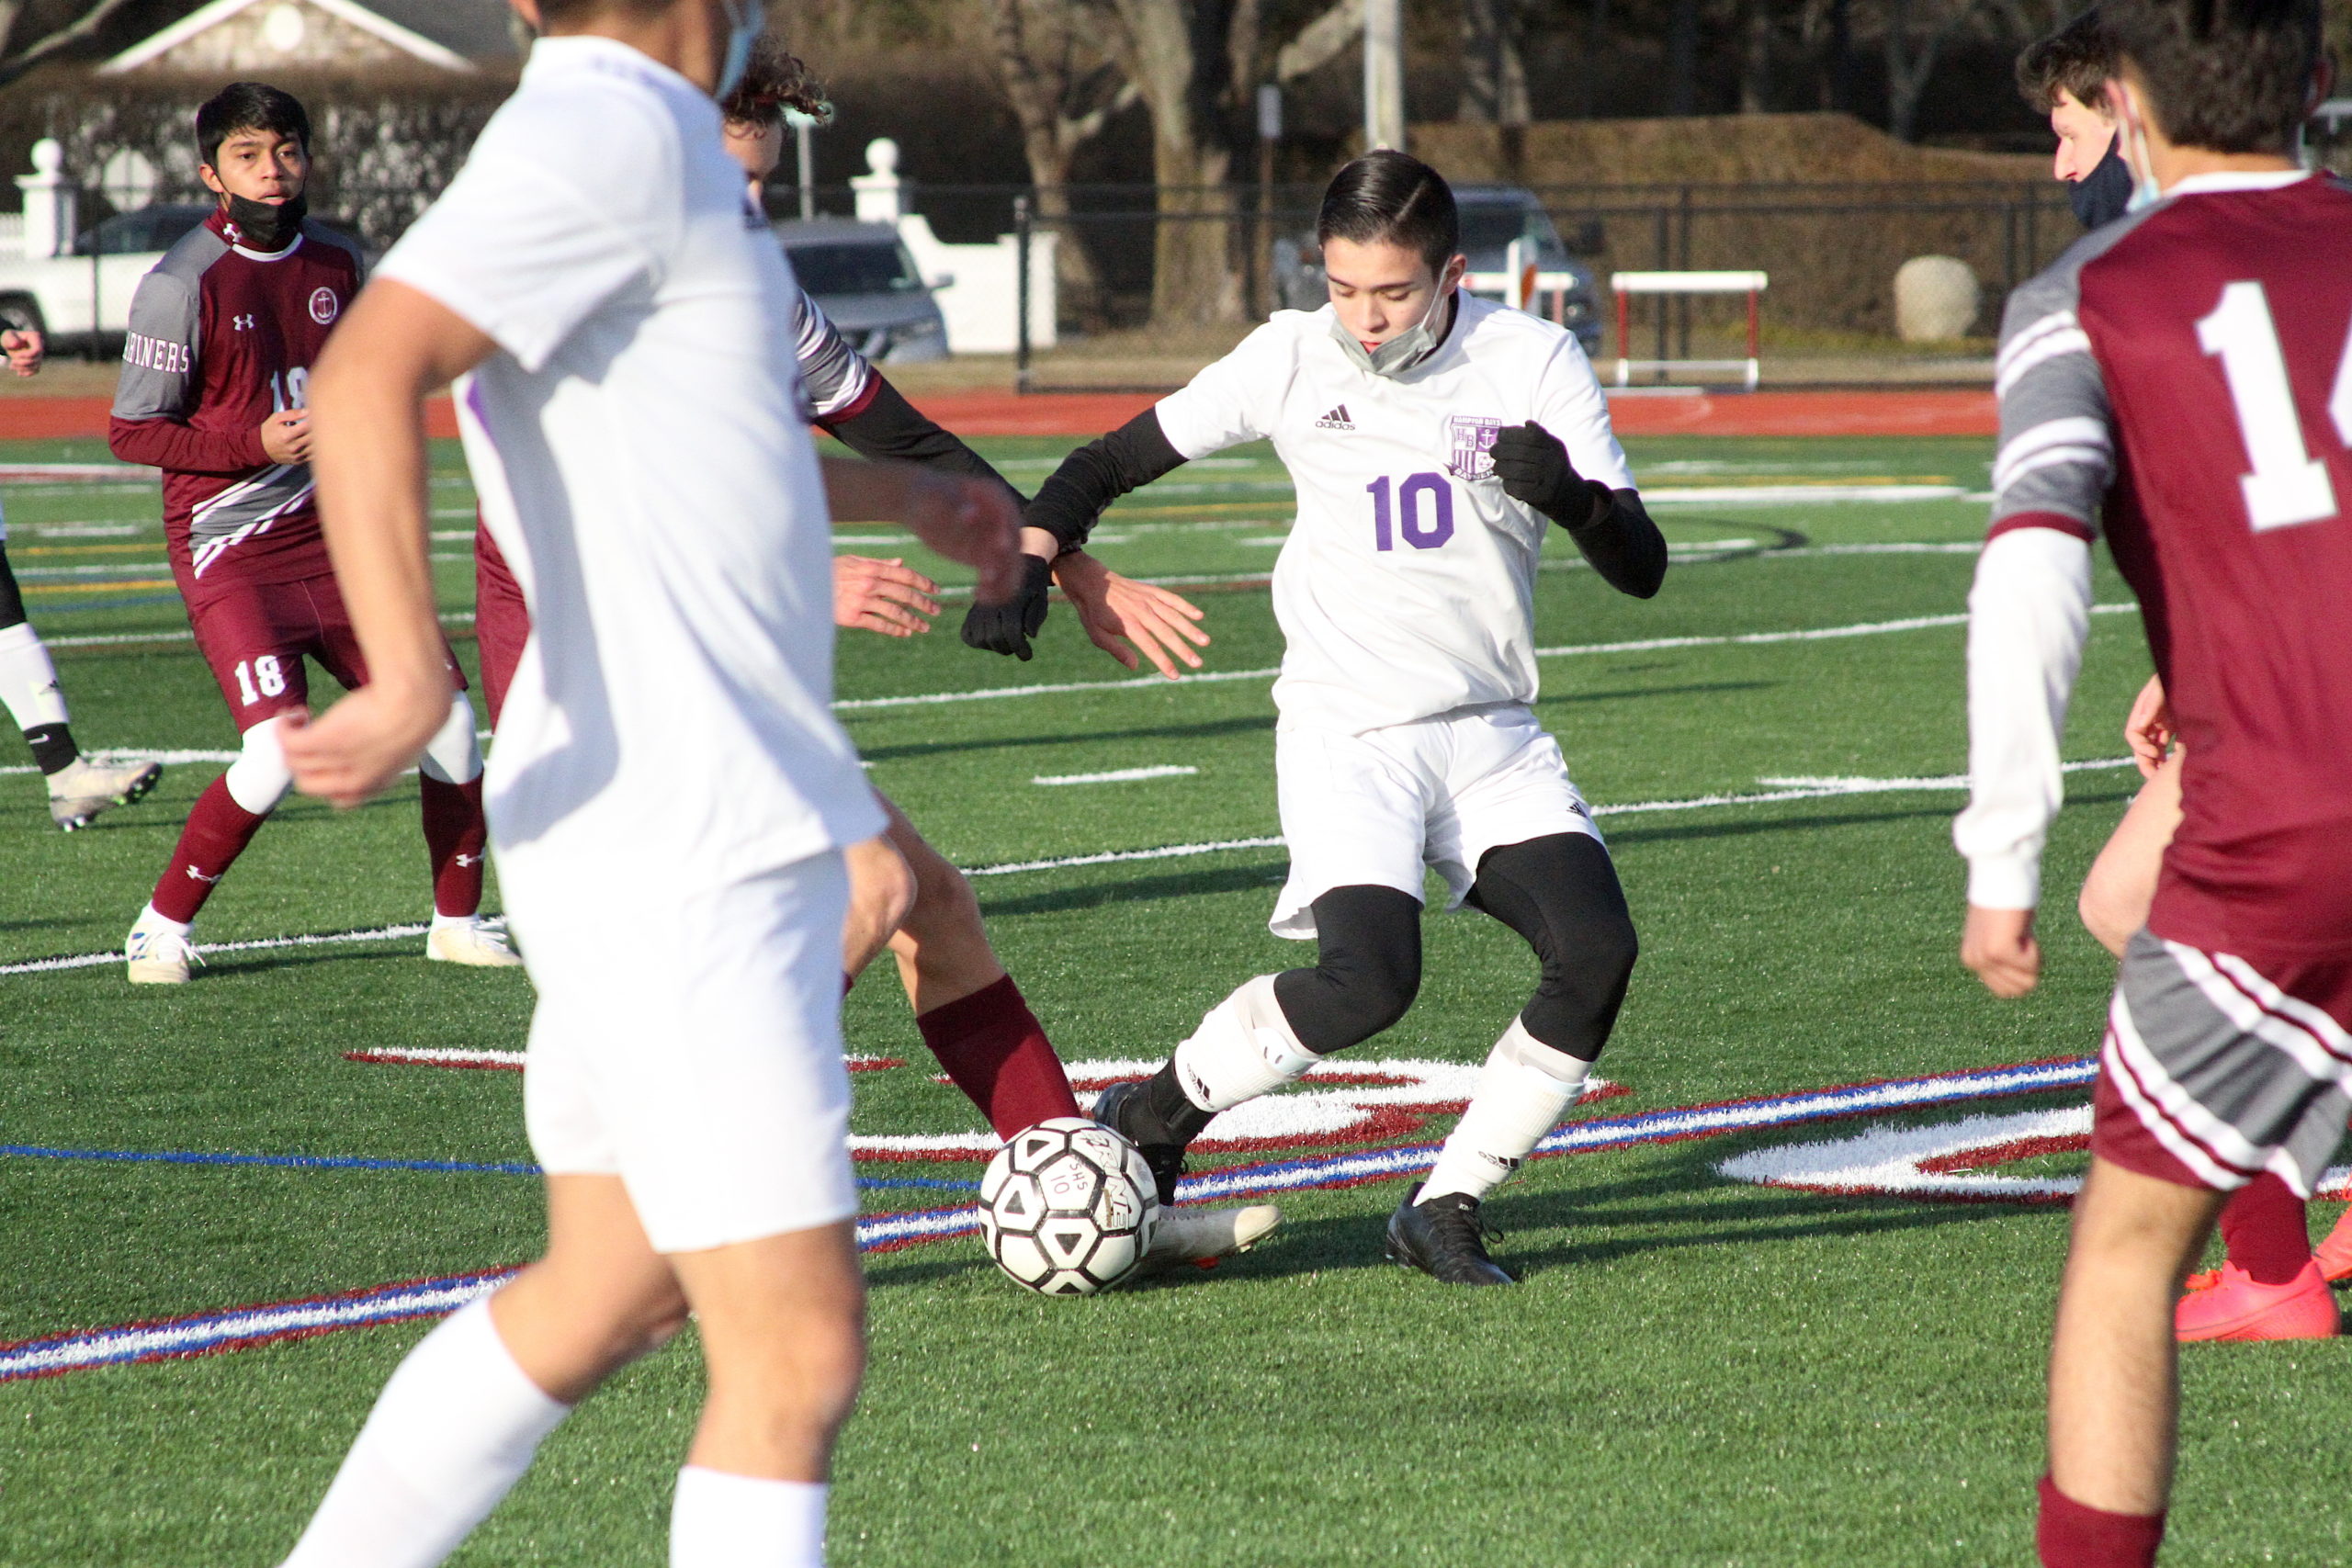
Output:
(1447, 414), (1502, 481)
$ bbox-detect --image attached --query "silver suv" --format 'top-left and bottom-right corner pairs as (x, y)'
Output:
(771, 218), (949, 363)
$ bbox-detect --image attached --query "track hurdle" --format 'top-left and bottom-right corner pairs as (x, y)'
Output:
(1611, 270), (1769, 390)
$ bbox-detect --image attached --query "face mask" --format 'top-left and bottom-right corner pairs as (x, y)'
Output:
(2114, 86), (2165, 213)
(1329, 288), (1454, 379)
(716, 0), (762, 99)
(2068, 140), (2135, 229)
(223, 190), (306, 251)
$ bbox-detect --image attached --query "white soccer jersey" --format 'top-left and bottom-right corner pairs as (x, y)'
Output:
(1153, 293), (1633, 735)
(380, 37), (881, 897)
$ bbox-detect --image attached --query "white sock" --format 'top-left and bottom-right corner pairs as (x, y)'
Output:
(135, 903), (192, 939)
(671, 1467), (828, 1568)
(417, 692), (483, 784)
(431, 910), (479, 931)
(1171, 974), (1319, 1113)
(1419, 1019), (1592, 1204)
(279, 1298), (570, 1568)
(0, 621), (68, 733)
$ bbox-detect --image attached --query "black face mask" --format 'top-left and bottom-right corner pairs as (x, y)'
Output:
(223, 190), (307, 251)
(2069, 141), (2134, 230)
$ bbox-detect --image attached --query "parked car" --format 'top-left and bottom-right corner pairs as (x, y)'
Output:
(1271, 186), (1603, 359)
(0, 202), (369, 354)
(772, 218), (949, 363)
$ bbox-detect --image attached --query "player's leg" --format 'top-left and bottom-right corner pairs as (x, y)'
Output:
(127, 716), (296, 983)
(2076, 750), (2321, 1330)
(2040, 1156), (2220, 1567)
(1096, 728), (1431, 1198)
(841, 829), (916, 983)
(276, 1175), (680, 1568)
(0, 542), (159, 829)
(873, 793), (1082, 1137)
(312, 577), (517, 966)
(1387, 831), (1636, 1285)
(470, 523), (526, 730)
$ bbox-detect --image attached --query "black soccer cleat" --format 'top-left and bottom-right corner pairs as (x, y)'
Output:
(1385, 1183), (1517, 1286)
(1091, 1079), (1188, 1207)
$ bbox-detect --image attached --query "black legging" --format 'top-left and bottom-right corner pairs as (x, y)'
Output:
(0, 542), (27, 630)
(1272, 832), (1637, 1062)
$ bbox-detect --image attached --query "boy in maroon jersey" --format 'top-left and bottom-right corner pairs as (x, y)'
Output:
(110, 84), (512, 982)
(1953, 0), (2347, 1558)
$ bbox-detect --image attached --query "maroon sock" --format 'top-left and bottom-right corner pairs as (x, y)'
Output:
(419, 774), (488, 919)
(2219, 1172), (2312, 1285)
(151, 776), (267, 924)
(915, 974), (1081, 1140)
(2037, 1475), (2165, 1568)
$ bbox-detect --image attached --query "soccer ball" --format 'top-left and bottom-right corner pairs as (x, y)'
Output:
(978, 1116), (1159, 1295)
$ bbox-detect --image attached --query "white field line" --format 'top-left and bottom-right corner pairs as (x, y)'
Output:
(834, 604), (2143, 715)
(1642, 484), (1964, 505)
(2, 761), (2139, 975)
(44, 610), (477, 651)
(1032, 765), (1198, 786)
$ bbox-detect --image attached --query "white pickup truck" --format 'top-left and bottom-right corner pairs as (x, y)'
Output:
(0, 203), (214, 351)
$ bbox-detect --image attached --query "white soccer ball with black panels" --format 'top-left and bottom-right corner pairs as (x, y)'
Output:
(978, 1116), (1159, 1294)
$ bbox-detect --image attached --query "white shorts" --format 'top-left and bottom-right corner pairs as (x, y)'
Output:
(1271, 705), (1601, 940)
(514, 851), (858, 1254)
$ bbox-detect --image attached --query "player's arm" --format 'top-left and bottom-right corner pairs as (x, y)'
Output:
(818, 457), (1020, 605)
(963, 409), (1193, 661)
(107, 271), (300, 474)
(0, 303), (43, 378)
(1490, 422), (1667, 598)
(283, 280), (485, 805)
(1954, 273), (2113, 997)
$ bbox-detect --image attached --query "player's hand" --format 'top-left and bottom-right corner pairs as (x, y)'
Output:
(1053, 549), (1208, 678)
(281, 675), (452, 809)
(1491, 422), (1589, 520)
(1962, 905), (2042, 998)
(260, 409), (313, 465)
(833, 555), (941, 637)
(895, 470), (1022, 603)
(962, 552), (1053, 660)
(2124, 673), (2175, 779)
(2, 327), (44, 378)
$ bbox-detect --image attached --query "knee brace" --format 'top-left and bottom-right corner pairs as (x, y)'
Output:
(225, 716), (295, 816)
(1272, 884), (1424, 1054)
(1469, 833), (1637, 1061)
(418, 692), (483, 785)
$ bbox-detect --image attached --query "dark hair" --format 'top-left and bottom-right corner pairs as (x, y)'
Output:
(2017, 10), (2115, 114)
(2105, 0), (2323, 152)
(722, 36), (829, 130)
(535, 0), (673, 22)
(195, 82), (310, 169)
(1316, 151), (1459, 275)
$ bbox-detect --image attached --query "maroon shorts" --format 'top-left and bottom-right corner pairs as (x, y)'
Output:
(2091, 931), (2352, 1197)
(187, 570), (466, 730)
(472, 524), (530, 729)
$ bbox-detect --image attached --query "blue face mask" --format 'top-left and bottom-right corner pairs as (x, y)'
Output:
(2068, 141), (2135, 229)
(716, 0), (762, 98)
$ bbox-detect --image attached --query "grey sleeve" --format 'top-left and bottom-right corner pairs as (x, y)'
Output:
(791, 289), (875, 422)
(1988, 239), (2129, 538)
(112, 268), (201, 423)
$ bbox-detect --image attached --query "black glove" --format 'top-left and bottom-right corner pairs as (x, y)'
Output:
(961, 553), (1054, 661)
(1490, 422), (1597, 525)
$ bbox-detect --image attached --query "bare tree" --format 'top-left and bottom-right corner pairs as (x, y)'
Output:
(0, 0), (141, 88)
(982, 0), (1134, 324)
(1459, 0), (1530, 124)
(1879, 0), (1991, 141)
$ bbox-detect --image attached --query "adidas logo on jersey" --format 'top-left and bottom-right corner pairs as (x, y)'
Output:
(1314, 404), (1355, 430)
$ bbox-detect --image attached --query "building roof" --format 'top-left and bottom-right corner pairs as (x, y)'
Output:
(101, 0), (521, 75)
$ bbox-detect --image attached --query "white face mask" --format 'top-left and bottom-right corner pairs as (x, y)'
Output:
(2113, 83), (2166, 213)
(716, 0), (762, 98)
(1329, 289), (1454, 378)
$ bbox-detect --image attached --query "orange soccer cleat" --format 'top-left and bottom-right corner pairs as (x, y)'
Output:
(2313, 1206), (2352, 1285)
(2176, 1260), (2340, 1342)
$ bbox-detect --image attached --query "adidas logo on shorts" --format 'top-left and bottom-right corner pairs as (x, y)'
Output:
(1314, 404), (1354, 430)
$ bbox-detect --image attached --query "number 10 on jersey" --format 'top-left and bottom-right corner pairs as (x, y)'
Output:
(1366, 473), (1455, 551)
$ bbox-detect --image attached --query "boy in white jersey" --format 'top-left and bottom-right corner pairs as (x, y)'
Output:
(267, 3), (1016, 1565)
(980, 152), (1667, 1283)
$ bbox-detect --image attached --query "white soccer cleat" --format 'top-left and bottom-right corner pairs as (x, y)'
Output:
(426, 917), (525, 968)
(48, 756), (163, 831)
(125, 915), (202, 985)
(1137, 1202), (1283, 1276)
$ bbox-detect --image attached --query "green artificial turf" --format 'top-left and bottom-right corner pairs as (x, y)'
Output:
(2, 433), (2345, 1567)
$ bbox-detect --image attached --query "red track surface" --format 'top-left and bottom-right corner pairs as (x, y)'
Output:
(0, 387), (1995, 444)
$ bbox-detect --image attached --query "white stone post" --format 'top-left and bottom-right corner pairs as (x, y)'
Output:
(852, 139), (906, 223)
(17, 140), (77, 260)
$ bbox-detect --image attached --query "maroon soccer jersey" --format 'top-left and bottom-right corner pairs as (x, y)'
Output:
(108, 209), (366, 597)
(1987, 172), (2352, 960)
